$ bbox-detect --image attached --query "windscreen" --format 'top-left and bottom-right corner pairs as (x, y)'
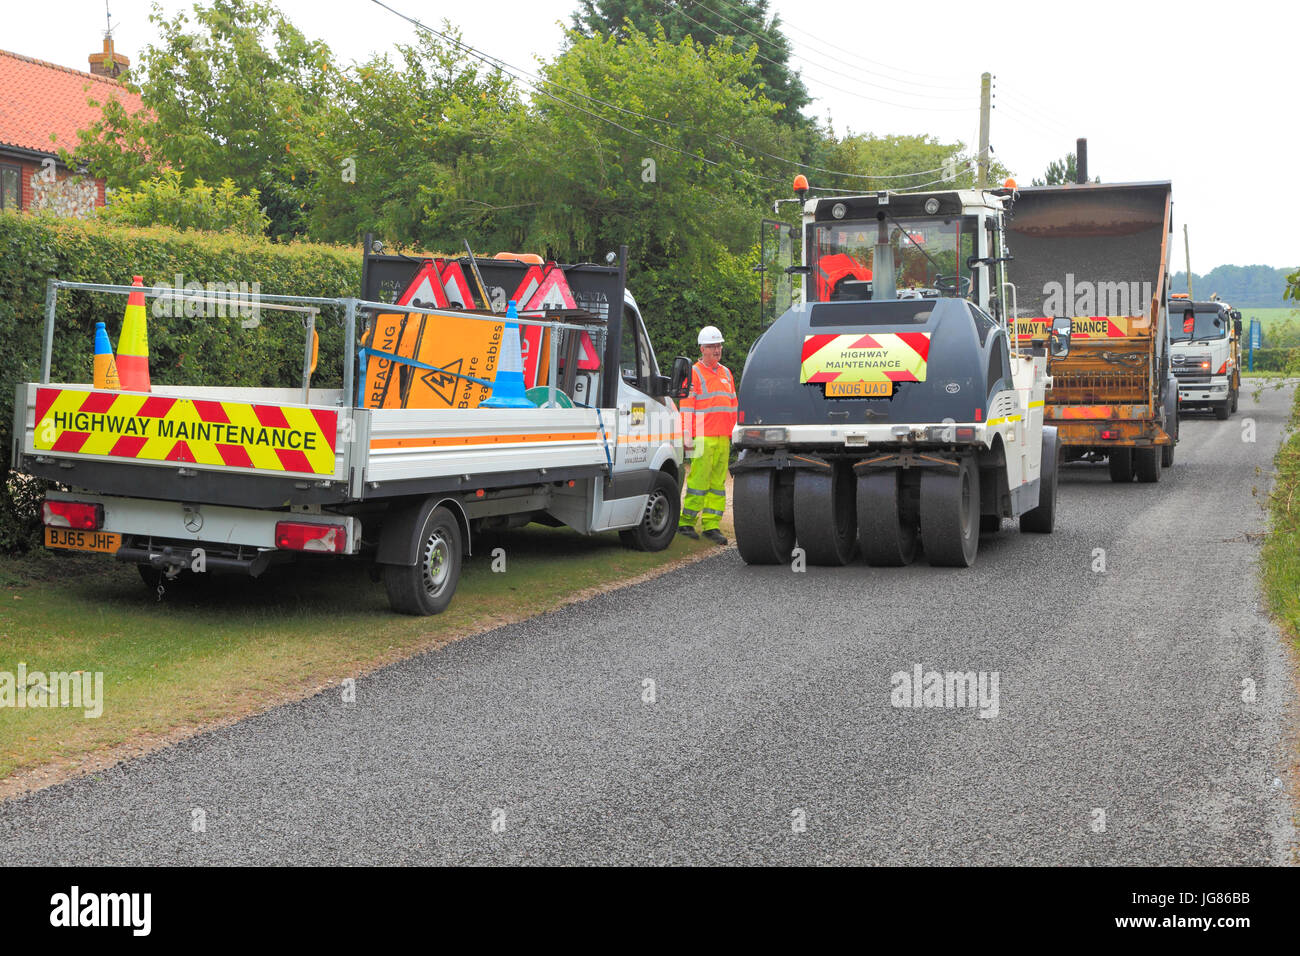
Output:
(1170, 308), (1227, 342)
(810, 217), (976, 302)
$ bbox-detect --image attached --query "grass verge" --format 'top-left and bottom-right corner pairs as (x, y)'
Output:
(0, 508), (734, 796)
(1259, 386), (1300, 651)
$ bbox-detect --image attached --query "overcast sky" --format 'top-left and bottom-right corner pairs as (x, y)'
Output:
(11, 0), (1295, 273)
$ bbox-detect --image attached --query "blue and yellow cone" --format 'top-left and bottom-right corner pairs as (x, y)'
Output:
(93, 321), (120, 390)
(482, 300), (537, 409)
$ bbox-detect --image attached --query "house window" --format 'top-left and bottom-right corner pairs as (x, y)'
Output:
(0, 164), (19, 210)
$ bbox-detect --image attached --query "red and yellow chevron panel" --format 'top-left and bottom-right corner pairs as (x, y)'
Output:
(800, 332), (930, 386)
(32, 388), (339, 475)
(1014, 315), (1133, 339)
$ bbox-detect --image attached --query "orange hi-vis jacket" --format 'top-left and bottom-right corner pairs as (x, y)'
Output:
(681, 361), (738, 440)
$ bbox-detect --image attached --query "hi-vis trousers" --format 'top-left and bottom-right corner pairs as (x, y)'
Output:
(681, 435), (730, 532)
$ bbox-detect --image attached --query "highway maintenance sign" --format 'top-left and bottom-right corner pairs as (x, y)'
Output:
(800, 332), (930, 387)
(32, 387), (339, 475)
(1014, 315), (1132, 339)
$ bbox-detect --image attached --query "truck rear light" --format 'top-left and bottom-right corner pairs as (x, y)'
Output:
(1100, 430), (1119, 440)
(742, 427), (787, 443)
(42, 500), (103, 530)
(923, 425), (977, 442)
(275, 521), (346, 553)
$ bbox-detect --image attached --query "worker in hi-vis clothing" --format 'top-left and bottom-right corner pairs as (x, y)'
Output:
(678, 325), (738, 544)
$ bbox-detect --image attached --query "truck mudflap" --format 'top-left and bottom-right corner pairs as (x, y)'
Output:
(24, 384), (344, 479)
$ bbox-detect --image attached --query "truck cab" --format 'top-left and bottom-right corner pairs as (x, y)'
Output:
(1168, 295), (1241, 419)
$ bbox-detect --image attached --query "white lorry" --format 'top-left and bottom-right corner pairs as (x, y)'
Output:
(1168, 295), (1242, 420)
(14, 247), (691, 615)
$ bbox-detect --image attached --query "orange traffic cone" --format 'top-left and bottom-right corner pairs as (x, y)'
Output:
(115, 275), (150, 392)
(92, 322), (120, 390)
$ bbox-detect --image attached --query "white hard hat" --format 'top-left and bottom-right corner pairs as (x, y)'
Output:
(698, 325), (724, 345)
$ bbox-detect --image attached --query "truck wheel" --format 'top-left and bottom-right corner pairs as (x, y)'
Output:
(1108, 448), (1135, 483)
(794, 464), (857, 566)
(1231, 388), (1239, 414)
(384, 505), (462, 615)
(1161, 441), (1175, 468)
(620, 470), (680, 552)
(1214, 400), (1230, 420)
(1135, 446), (1162, 483)
(734, 470), (796, 565)
(1020, 433), (1060, 533)
(920, 459), (979, 567)
(857, 469), (916, 566)
(979, 514), (1002, 534)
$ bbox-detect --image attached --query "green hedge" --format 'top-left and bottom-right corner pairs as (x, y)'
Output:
(1246, 348), (1299, 373)
(0, 212), (361, 552)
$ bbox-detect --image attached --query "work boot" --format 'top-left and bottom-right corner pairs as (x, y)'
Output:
(677, 526), (699, 540)
(703, 529), (728, 545)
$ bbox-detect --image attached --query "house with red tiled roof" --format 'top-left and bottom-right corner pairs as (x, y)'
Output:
(0, 36), (144, 217)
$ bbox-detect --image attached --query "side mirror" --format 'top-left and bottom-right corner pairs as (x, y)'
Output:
(1230, 309), (1242, 322)
(1234, 318), (1243, 336)
(669, 356), (693, 401)
(1049, 316), (1072, 358)
(646, 374), (672, 399)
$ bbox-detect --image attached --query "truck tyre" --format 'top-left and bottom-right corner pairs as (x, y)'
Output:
(1020, 431), (1060, 534)
(979, 514), (1002, 534)
(793, 464), (857, 566)
(1135, 446), (1162, 483)
(734, 470), (796, 565)
(857, 469), (917, 566)
(1231, 387), (1239, 414)
(1161, 440), (1175, 468)
(620, 470), (680, 552)
(384, 505), (462, 615)
(1108, 448), (1135, 483)
(920, 458), (979, 568)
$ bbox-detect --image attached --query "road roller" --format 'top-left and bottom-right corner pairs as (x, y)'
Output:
(735, 182), (1067, 567)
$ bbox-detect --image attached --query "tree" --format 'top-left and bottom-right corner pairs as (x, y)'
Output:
(571, 0), (811, 129)
(74, 0), (336, 239)
(810, 131), (1011, 194)
(292, 27), (523, 248)
(1031, 152), (1099, 186)
(97, 172), (269, 235)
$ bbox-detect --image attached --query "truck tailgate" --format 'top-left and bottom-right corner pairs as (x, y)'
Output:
(20, 384), (347, 479)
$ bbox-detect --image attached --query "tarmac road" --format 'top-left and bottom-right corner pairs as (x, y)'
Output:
(2, 384), (1297, 865)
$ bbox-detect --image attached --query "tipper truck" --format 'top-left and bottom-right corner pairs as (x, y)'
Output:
(1168, 294), (1242, 419)
(1006, 180), (1178, 481)
(13, 247), (692, 615)
(734, 181), (1068, 569)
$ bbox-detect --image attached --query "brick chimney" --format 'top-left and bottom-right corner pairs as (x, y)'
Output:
(88, 35), (128, 78)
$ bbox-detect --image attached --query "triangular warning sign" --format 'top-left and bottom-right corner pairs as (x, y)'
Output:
(418, 357), (464, 407)
(511, 265), (546, 310)
(437, 260), (476, 308)
(397, 262), (449, 310)
(523, 265), (577, 311)
(576, 331), (600, 370)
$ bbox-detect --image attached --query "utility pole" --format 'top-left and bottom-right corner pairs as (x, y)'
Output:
(978, 73), (991, 188)
(1183, 224), (1193, 299)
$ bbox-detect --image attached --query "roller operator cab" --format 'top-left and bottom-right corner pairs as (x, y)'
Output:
(735, 187), (1062, 569)
(1168, 296), (1242, 420)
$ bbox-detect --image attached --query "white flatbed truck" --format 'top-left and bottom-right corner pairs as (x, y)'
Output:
(13, 249), (691, 615)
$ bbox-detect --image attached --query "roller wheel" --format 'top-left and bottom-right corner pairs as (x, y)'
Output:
(793, 464), (857, 566)
(856, 469), (916, 566)
(1020, 430), (1060, 533)
(1135, 445), (1162, 483)
(734, 470), (796, 565)
(920, 458), (980, 568)
(1108, 448), (1135, 483)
